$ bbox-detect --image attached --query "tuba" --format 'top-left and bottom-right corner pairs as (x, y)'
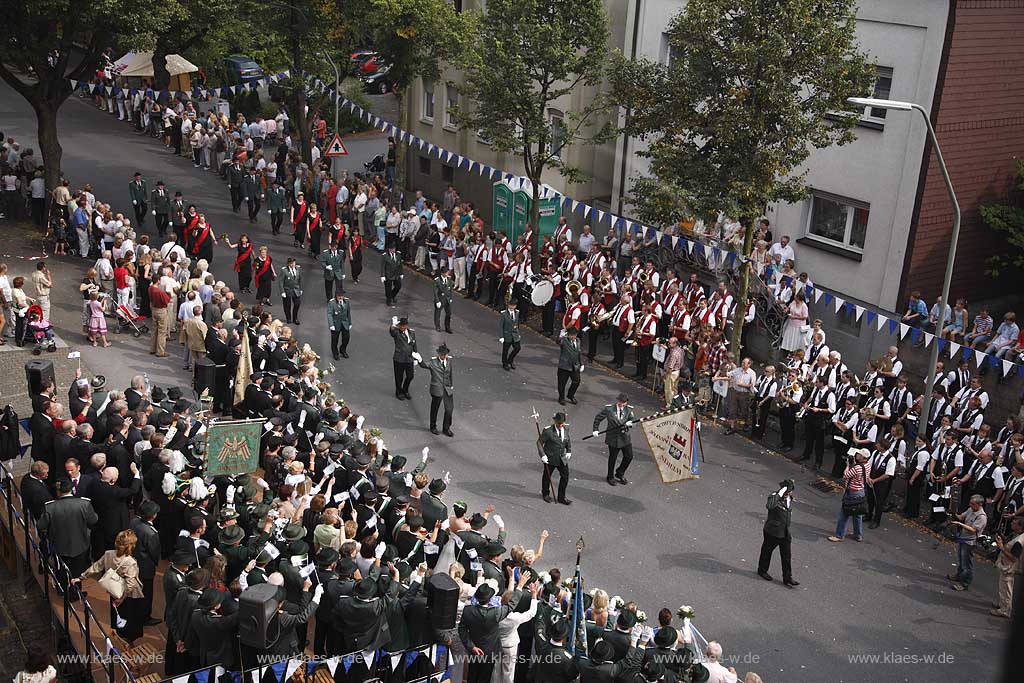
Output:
(564, 280), (582, 306)
(878, 354), (894, 374)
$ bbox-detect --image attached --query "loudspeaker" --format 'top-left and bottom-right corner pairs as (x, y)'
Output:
(25, 359), (55, 395)
(193, 357), (217, 396)
(425, 572), (459, 631)
(238, 582), (281, 648)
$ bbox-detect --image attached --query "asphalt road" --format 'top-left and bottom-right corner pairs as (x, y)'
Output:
(0, 81), (1011, 682)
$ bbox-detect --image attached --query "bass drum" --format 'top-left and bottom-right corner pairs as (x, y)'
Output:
(523, 274), (554, 306)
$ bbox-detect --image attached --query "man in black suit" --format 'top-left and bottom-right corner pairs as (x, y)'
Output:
(603, 609), (636, 662)
(30, 379), (56, 414)
(64, 457), (99, 499)
(20, 461), (53, 520)
(125, 375), (147, 411)
(91, 464), (143, 554)
(531, 605), (580, 683)
(131, 500), (162, 626)
(578, 635), (647, 683)
(38, 479), (97, 598)
(389, 316), (418, 400)
(29, 400), (60, 474)
(53, 421), (76, 470)
(757, 478), (799, 587)
(458, 578), (527, 683)
(556, 327), (582, 406)
(68, 423), (102, 463)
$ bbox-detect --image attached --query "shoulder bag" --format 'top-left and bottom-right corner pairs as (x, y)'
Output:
(841, 464), (868, 517)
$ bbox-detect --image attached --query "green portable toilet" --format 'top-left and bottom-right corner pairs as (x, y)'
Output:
(493, 178), (562, 243)
(492, 181), (513, 235)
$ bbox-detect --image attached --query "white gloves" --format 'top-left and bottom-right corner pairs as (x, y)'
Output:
(374, 542), (386, 559)
(566, 452), (572, 461)
(411, 352), (422, 362)
(282, 292), (287, 298)
(592, 431), (600, 438)
(355, 415), (365, 430)
(381, 276), (386, 282)
(132, 200), (137, 205)
(499, 338), (504, 343)
(421, 446), (429, 463)
(152, 210), (156, 216)
(541, 456), (549, 465)
(330, 326), (335, 331)
(436, 301), (442, 309)
(492, 514), (504, 529)
(580, 365), (585, 372)
(626, 420), (634, 427)
(312, 584), (325, 603)
(256, 477), (270, 490)
(400, 274), (404, 279)
(392, 316), (399, 325)
(226, 485), (236, 504)
(268, 210), (272, 214)
(443, 470), (451, 484)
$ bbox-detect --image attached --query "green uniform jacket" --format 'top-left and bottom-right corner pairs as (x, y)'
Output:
(382, 250), (404, 281)
(327, 297), (352, 331)
(557, 335), (582, 372)
(539, 424), (571, 467)
(417, 356), (454, 397)
(150, 187), (170, 214)
(500, 309), (522, 343)
(434, 275), (454, 308)
(389, 326), (418, 363)
(226, 163), (245, 189)
(763, 492), (793, 539)
(321, 249), (345, 281)
(128, 178), (148, 205)
(592, 403), (636, 449)
(242, 174), (262, 200)
(279, 266), (303, 297)
(267, 186), (288, 213)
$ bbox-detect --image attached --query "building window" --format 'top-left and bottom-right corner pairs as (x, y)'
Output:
(860, 66), (893, 125)
(806, 192), (869, 251)
(549, 110), (565, 158)
(660, 33), (681, 66)
(442, 164), (454, 183)
(445, 85), (458, 130)
(419, 156), (431, 176)
(422, 80), (435, 121)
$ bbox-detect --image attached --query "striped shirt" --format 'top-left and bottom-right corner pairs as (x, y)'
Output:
(843, 464), (868, 493)
(972, 314), (993, 335)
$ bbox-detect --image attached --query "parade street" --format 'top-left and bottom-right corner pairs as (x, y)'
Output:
(0, 81), (1008, 682)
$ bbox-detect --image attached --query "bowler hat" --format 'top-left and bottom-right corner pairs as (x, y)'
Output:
(779, 479), (795, 492)
(616, 609), (637, 630)
(170, 547), (196, 566)
(483, 541), (505, 557)
(437, 344), (449, 355)
(653, 626), (677, 648)
(549, 618), (571, 641)
(197, 588), (225, 610)
(617, 392), (629, 402)
(398, 317), (409, 326)
(316, 547), (340, 567)
(591, 640), (614, 663)
(219, 525), (245, 546)
(469, 513), (487, 530)
(283, 523), (305, 541)
(354, 577), (377, 599)
(474, 583), (495, 604)
(428, 478), (446, 495)
(553, 412), (566, 424)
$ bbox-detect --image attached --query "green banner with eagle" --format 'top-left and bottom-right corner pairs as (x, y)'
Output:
(205, 419), (262, 476)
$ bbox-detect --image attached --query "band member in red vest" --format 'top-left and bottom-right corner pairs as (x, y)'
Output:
(291, 191), (309, 249)
(487, 239), (508, 308)
(307, 203), (323, 258)
(222, 233), (254, 293)
(253, 245), (276, 305)
(634, 303), (659, 381)
(610, 293), (636, 369)
(187, 214), (214, 264)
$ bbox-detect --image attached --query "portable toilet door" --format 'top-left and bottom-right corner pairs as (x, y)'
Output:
(535, 194), (562, 239)
(491, 181), (513, 235)
(511, 190), (531, 243)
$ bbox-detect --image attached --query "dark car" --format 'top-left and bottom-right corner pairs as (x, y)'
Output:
(362, 65), (396, 95)
(224, 56), (265, 84)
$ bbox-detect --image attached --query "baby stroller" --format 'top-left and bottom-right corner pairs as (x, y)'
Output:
(113, 302), (149, 337)
(23, 305), (57, 355)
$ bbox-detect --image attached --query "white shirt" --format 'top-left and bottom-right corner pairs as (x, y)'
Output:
(704, 661), (738, 683)
(769, 242), (795, 265)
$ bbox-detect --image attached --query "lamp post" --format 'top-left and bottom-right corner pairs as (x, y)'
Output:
(847, 97), (961, 433)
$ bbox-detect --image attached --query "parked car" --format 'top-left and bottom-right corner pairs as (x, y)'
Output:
(349, 49), (377, 74)
(223, 56), (265, 84)
(362, 65), (396, 95)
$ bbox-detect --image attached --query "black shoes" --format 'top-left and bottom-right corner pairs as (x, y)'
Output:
(503, 365), (511, 371)
(397, 393), (406, 400)
(332, 353), (340, 360)
(430, 427), (440, 435)
(758, 571), (773, 581)
(616, 475), (628, 485)
(443, 428), (454, 437)
(558, 399), (566, 406)
(607, 478), (617, 486)
(509, 362), (516, 369)
(543, 495), (554, 503)
(403, 392), (411, 400)
(783, 579), (800, 588)
(445, 328), (452, 334)
(558, 498), (572, 505)
(341, 351), (349, 358)
(568, 398), (578, 405)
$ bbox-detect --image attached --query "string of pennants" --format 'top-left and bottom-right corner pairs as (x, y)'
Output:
(66, 70), (1024, 381)
(151, 642), (452, 683)
(68, 71), (294, 102)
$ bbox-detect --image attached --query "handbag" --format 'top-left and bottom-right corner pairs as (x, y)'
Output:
(841, 464), (868, 517)
(98, 567), (126, 600)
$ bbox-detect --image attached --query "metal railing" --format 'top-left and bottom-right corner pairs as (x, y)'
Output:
(0, 461), (137, 683)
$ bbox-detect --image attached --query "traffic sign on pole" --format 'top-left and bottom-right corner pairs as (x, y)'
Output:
(324, 133), (349, 157)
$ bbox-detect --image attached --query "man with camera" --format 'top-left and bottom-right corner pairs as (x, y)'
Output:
(757, 478), (799, 588)
(947, 494), (988, 592)
(992, 516), (1024, 617)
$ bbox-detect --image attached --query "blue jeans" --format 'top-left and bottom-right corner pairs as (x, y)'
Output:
(835, 493), (865, 539)
(376, 225), (386, 250)
(956, 541), (975, 585)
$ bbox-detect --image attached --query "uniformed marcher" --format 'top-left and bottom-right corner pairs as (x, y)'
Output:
(188, 588), (240, 669)
(557, 327), (583, 406)
(321, 241), (346, 299)
(267, 180), (288, 235)
(151, 180), (170, 237)
(539, 412), (572, 505)
(226, 158), (245, 213)
(38, 478), (98, 597)
(418, 344), (455, 437)
(390, 316), (418, 400)
(434, 265), (454, 333)
(756, 479), (800, 588)
(128, 172), (148, 225)
(500, 299), (522, 372)
(327, 290), (352, 360)
(280, 257), (303, 325)
(242, 166), (263, 223)
(171, 191), (187, 244)
(383, 243), (404, 308)
(531, 606), (580, 683)
(593, 393), (636, 486)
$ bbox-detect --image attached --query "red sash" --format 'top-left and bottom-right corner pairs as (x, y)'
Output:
(254, 257), (272, 286)
(292, 202), (307, 232)
(186, 214), (200, 232)
(234, 244), (252, 273)
(191, 226), (211, 254)
(307, 214), (321, 242)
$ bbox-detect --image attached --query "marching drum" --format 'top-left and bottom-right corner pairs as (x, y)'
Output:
(524, 274), (554, 306)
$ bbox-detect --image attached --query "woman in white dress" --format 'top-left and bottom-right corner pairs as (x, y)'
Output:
(780, 289), (809, 352)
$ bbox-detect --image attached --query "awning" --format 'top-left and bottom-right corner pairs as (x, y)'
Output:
(114, 51), (199, 78)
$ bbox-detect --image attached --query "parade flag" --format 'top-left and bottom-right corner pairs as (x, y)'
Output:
(205, 420), (262, 476)
(233, 325), (253, 408)
(567, 560), (587, 656)
(640, 408), (700, 483)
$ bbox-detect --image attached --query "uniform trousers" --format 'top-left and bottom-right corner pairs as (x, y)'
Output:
(394, 361), (414, 395)
(867, 479), (893, 524)
(556, 369), (579, 402)
(155, 213), (168, 236)
(542, 302), (555, 335)
(757, 532), (793, 582)
(283, 292), (302, 323)
(385, 278), (402, 304)
(611, 328), (626, 365)
(330, 328), (350, 357)
(801, 416), (826, 465)
(271, 211), (284, 234)
(541, 462), (569, 501)
(434, 303), (452, 331)
(149, 307), (170, 355)
(502, 340), (521, 367)
(429, 394), (454, 431)
(606, 444), (634, 480)
(750, 397), (770, 437)
(903, 476), (925, 518)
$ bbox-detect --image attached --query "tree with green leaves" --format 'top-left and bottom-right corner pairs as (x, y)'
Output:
(611, 0), (873, 353)
(0, 1), (168, 191)
(453, 0), (610, 231)
(982, 159), (1024, 280)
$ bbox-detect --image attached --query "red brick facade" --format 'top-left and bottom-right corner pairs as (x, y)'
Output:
(901, 0), (1024, 303)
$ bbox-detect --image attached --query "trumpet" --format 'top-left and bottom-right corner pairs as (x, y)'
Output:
(775, 381), (800, 410)
(589, 307), (614, 328)
(564, 280), (582, 306)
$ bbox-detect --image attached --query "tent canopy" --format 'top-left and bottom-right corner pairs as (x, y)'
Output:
(114, 51), (199, 78)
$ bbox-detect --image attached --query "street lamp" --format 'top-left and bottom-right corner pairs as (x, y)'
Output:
(847, 96), (961, 433)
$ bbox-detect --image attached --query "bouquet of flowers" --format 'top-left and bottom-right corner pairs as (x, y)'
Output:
(677, 605), (695, 620)
(370, 427), (383, 439)
(636, 610), (647, 623)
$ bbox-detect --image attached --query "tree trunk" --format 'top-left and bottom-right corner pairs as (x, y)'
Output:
(35, 101), (63, 193)
(729, 221), (755, 356)
(151, 45), (171, 96)
(394, 92), (407, 202)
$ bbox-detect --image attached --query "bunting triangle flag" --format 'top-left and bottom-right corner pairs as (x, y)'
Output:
(194, 670), (210, 683)
(937, 337), (948, 352)
(834, 296), (845, 314)
(361, 647), (376, 668)
(1003, 359), (1014, 377)
(855, 305), (865, 321)
(391, 653), (404, 672)
(963, 347), (971, 362)
(876, 314), (887, 332)
(975, 349), (986, 368)
(899, 323), (910, 339)
(888, 319), (899, 335)
(597, 209), (605, 223)
(924, 332), (934, 348)
(173, 675), (192, 683)
(729, 251), (738, 266)
(263, 662), (285, 683)
(866, 310), (876, 324)
(326, 656), (341, 674)
(686, 239), (695, 254)
(911, 328), (922, 344)
(671, 236), (678, 250)
(813, 288), (823, 304)
(427, 144), (435, 154)
(949, 341), (960, 359)
(570, 199), (579, 212)
(284, 660), (303, 681)
(719, 248), (728, 268)
(823, 293), (834, 307)
(70, 79), (78, 90)
(228, 85), (236, 94)
(105, 86), (112, 96)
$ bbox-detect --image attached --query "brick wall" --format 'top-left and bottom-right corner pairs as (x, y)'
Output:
(901, 0), (1024, 304)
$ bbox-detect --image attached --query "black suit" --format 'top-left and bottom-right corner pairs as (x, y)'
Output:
(131, 516), (161, 622)
(125, 388), (145, 411)
(20, 474), (52, 520)
(28, 412), (56, 469)
(532, 604), (580, 683)
(91, 478), (142, 553)
(458, 591), (521, 683)
(757, 491), (794, 583)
